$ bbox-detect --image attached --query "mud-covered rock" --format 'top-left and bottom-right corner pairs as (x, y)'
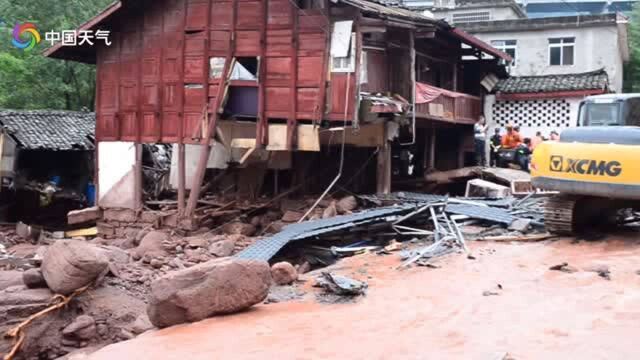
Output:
(222, 222), (256, 236)
(271, 262), (297, 285)
(147, 258), (271, 328)
(23, 268), (47, 289)
(41, 240), (108, 295)
(134, 231), (169, 258)
(0, 270), (24, 290)
(209, 239), (236, 257)
(336, 196), (358, 214)
(63, 315), (97, 341)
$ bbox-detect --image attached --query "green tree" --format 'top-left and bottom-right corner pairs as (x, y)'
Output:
(0, 0), (111, 110)
(625, 3), (640, 92)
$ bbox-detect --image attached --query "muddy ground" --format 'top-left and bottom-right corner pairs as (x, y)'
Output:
(82, 233), (640, 360)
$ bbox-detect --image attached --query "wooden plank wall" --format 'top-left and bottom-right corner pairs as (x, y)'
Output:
(95, 0), (336, 145)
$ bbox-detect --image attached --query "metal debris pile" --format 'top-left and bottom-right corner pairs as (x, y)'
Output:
(237, 191), (552, 270)
(397, 200), (468, 268)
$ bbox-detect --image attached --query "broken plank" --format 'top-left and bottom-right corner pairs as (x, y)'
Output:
(425, 166), (482, 184)
(481, 233), (555, 242)
(65, 227), (98, 238)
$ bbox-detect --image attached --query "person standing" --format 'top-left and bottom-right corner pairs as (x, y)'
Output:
(474, 115), (488, 166)
(489, 128), (502, 167)
(549, 131), (560, 141)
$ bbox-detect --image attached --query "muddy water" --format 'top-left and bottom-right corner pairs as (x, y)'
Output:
(89, 235), (640, 360)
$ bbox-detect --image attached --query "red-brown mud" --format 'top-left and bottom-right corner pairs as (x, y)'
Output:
(88, 234), (640, 360)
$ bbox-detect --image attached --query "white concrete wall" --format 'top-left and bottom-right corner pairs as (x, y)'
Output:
(485, 94), (583, 140)
(473, 25), (625, 92)
(98, 141), (136, 209)
(0, 133), (16, 177)
(434, 6), (522, 22)
(169, 142), (231, 190)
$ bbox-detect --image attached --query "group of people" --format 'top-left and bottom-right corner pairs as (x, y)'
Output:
(474, 115), (560, 172)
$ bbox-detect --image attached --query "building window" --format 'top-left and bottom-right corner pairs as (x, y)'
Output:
(451, 11), (492, 24)
(331, 33), (356, 73)
(549, 37), (575, 66)
(490, 40), (517, 67)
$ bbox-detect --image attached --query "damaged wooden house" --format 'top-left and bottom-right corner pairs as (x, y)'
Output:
(45, 0), (510, 229)
(0, 110), (95, 226)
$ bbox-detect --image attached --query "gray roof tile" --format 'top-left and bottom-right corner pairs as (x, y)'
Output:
(0, 110), (95, 151)
(494, 69), (609, 94)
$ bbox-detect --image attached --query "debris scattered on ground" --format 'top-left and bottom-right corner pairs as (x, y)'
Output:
(586, 264), (611, 280)
(482, 284), (504, 296)
(315, 272), (368, 297)
(549, 262), (578, 273)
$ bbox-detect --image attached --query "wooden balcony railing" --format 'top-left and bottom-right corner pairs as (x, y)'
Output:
(415, 84), (481, 125)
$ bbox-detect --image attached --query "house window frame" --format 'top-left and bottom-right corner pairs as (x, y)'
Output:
(331, 33), (356, 73)
(548, 37), (575, 66)
(490, 40), (517, 67)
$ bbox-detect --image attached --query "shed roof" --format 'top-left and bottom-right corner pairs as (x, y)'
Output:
(0, 110), (95, 151)
(494, 69), (609, 95)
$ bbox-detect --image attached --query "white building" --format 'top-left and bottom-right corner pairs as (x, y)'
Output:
(460, 13), (629, 92)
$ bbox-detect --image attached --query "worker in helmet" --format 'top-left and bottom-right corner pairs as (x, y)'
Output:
(501, 124), (523, 149)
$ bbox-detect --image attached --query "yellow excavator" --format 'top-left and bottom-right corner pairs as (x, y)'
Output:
(531, 94), (640, 234)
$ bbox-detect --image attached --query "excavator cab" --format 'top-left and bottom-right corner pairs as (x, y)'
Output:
(578, 94), (640, 127)
(531, 94), (640, 234)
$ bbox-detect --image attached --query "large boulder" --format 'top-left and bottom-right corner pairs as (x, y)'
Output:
(147, 258), (271, 328)
(41, 240), (108, 295)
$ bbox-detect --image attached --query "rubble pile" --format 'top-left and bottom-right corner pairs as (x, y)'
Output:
(0, 180), (558, 358)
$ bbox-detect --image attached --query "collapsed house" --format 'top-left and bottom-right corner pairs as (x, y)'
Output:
(45, 0), (511, 230)
(0, 110), (95, 226)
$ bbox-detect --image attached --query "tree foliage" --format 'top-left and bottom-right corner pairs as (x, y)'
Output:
(625, 3), (640, 92)
(0, 0), (112, 110)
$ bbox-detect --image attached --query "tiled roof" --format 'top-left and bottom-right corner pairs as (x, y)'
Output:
(459, 13), (618, 33)
(0, 110), (95, 151)
(494, 69), (609, 94)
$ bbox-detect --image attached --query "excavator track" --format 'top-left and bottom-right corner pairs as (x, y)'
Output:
(544, 195), (578, 235)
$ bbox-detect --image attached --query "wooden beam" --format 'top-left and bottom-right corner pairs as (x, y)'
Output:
(376, 125), (391, 194)
(177, 143), (185, 216)
(286, 6), (299, 149)
(134, 143), (143, 210)
(184, 0), (237, 217)
(429, 127), (436, 169)
(257, 0), (268, 147)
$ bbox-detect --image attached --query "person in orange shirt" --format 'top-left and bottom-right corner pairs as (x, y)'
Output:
(501, 124), (523, 149)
